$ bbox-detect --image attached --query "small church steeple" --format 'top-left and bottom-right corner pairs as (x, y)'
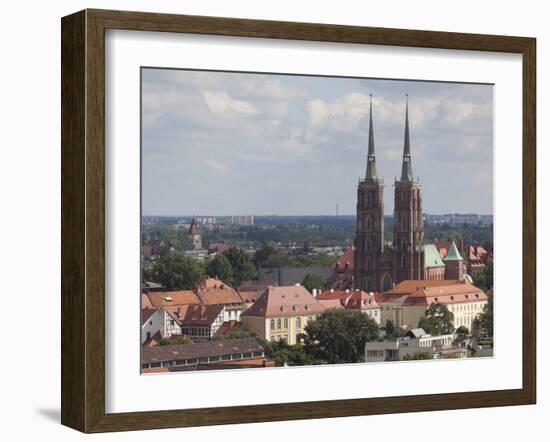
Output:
(365, 94), (378, 181)
(400, 95), (414, 182)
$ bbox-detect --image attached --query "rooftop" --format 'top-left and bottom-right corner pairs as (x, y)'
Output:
(141, 337), (264, 364)
(242, 285), (326, 318)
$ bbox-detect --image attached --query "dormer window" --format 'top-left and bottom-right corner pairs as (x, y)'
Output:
(305, 304), (312, 311)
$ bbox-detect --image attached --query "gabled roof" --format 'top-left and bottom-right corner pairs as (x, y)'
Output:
(424, 244), (445, 268)
(381, 279), (487, 306)
(242, 285), (326, 318)
(181, 304), (224, 326)
(195, 277), (243, 305)
(332, 245), (354, 272)
(145, 290), (201, 307)
(141, 308), (158, 325)
(346, 290), (380, 310)
(444, 241), (463, 261)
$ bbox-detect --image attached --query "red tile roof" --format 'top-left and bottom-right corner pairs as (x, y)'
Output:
(242, 285), (326, 318)
(379, 279), (487, 306)
(141, 308), (157, 325)
(181, 304), (224, 326)
(346, 290), (380, 310)
(145, 290), (201, 308)
(332, 245), (354, 272)
(195, 277), (243, 305)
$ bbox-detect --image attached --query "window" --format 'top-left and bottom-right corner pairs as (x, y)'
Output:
(270, 319), (275, 330)
(277, 319), (282, 329)
(296, 317), (301, 328)
(305, 304), (312, 311)
(284, 318), (288, 329)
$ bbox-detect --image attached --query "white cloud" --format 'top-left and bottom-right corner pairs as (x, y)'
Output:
(201, 90), (257, 115)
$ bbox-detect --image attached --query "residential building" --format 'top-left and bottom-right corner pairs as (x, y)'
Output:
(365, 328), (467, 362)
(194, 277), (246, 321)
(141, 337), (271, 371)
(180, 304), (225, 342)
(141, 308), (182, 345)
(144, 290), (201, 312)
(345, 290), (382, 325)
(317, 288), (382, 325)
(241, 285), (326, 345)
(376, 279), (488, 330)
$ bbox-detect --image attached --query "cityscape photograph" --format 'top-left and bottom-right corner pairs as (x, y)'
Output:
(140, 68), (494, 373)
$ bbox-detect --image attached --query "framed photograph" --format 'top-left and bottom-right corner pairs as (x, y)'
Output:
(61, 9), (536, 433)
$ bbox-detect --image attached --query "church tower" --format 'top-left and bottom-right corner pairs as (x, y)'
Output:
(188, 218), (202, 250)
(393, 96), (424, 282)
(354, 95), (385, 292)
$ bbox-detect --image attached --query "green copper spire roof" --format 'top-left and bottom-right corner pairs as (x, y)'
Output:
(365, 94), (378, 181)
(444, 240), (463, 261)
(423, 244), (445, 268)
(400, 95), (414, 182)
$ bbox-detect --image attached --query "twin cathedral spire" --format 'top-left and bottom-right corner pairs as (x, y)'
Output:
(354, 94), (424, 293)
(364, 94), (414, 183)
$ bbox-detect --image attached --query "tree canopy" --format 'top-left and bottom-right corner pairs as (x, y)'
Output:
(205, 253), (234, 283)
(303, 309), (380, 364)
(473, 258), (493, 291)
(150, 253), (204, 290)
(222, 247), (255, 286)
(301, 273), (327, 293)
(477, 290), (493, 337)
(418, 302), (455, 336)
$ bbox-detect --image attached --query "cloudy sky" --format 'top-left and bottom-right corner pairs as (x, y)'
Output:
(142, 68), (493, 216)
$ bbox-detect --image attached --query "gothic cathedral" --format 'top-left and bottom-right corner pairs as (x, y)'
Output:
(354, 96), (432, 293)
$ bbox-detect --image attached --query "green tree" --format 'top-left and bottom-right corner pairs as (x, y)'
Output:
(151, 253), (204, 289)
(253, 243), (278, 267)
(223, 247), (256, 286)
(478, 290), (494, 337)
(385, 319), (396, 337)
(418, 302), (455, 336)
(263, 339), (317, 367)
(212, 328), (256, 341)
(473, 259), (493, 291)
(159, 335), (192, 346)
(303, 309), (380, 364)
(402, 352), (433, 360)
(301, 273), (326, 293)
(205, 253), (234, 283)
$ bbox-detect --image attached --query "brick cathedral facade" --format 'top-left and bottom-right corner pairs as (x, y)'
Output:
(354, 96), (462, 292)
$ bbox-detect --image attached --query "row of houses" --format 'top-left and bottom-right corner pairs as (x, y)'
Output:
(141, 275), (488, 370)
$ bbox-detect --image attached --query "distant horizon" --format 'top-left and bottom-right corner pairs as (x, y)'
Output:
(141, 212), (494, 218)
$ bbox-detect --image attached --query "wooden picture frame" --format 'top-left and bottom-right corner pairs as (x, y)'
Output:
(61, 8), (536, 433)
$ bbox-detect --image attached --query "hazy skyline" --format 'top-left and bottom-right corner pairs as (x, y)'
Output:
(142, 68), (493, 216)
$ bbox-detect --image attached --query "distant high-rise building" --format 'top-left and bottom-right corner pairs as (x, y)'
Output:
(231, 215), (254, 225)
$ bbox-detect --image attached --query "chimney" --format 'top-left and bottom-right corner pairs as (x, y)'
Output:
(312, 288), (318, 297)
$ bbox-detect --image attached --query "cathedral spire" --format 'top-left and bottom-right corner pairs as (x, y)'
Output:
(365, 94), (378, 181)
(400, 94), (414, 182)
